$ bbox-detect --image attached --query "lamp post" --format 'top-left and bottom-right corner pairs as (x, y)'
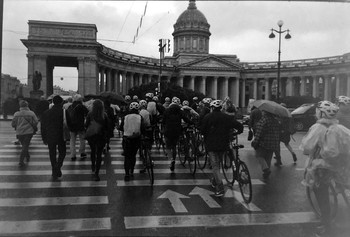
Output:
(269, 20), (291, 101)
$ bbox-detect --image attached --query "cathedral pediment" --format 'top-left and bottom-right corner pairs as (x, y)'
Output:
(177, 55), (241, 70)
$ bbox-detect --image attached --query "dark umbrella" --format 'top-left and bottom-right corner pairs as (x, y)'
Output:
(99, 91), (126, 105)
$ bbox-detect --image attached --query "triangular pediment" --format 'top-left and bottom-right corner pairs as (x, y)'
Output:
(178, 55), (241, 70)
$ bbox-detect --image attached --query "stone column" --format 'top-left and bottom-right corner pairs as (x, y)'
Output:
(265, 78), (270, 100)
(114, 71), (120, 94)
(223, 77), (229, 99)
(323, 76), (331, 101)
(121, 71), (127, 95)
(233, 78), (240, 106)
(138, 74), (144, 86)
(106, 68), (113, 92)
(177, 76), (184, 87)
(312, 76), (319, 98)
(286, 77), (293, 96)
(99, 68), (105, 92)
(240, 78), (245, 107)
(189, 76), (195, 91)
(335, 74), (341, 97)
(200, 76), (205, 95)
(129, 72), (135, 89)
(212, 77), (218, 99)
(253, 78), (258, 99)
(77, 57), (98, 95)
(46, 65), (54, 96)
(300, 76), (306, 96)
(27, 54), (35, 92)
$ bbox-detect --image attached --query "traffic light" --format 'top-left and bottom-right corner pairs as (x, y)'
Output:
(167, 39), (170, 53)
(159, 39), (163, 52)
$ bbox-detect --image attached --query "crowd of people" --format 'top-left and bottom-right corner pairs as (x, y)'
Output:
(9, 91), (350, 235)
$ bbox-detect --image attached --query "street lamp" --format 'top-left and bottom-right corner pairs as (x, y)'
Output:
(269, 20), (291, 101)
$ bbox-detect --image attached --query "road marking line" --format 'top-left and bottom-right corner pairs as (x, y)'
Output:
(0, 196), (109, 207)
(158, 190), (189, 213)
(224, 189), (261, 211)
(0, 181), (107, 189)
(114, 168), (226, 174)
(189, 187), (221, 208)
(0, 161), (105, 166)
(117, 179), (265, 187)
(0, 218), (111, 234)
(124, 212), (318, 229)
(0, 170), (106, 175)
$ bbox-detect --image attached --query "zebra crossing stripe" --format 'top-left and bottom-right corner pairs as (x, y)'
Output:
(114, 168), (237, 174)
(0, 218), (111, 234)
(0, 196), (109, 207)
(117, 179), (265, 187)
(124, 212), (318, 229)
(0, 181), (107, 189)
(0, 161), (102, 165)
(0, 170), (106, 175)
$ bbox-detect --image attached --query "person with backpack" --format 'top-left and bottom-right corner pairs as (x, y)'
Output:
(300, 101), (350, 236)
(335, 95), (350, 129)
(119, 102), (145, 181)
(67, 94), (89, 161)
(274, 103), (297, 166)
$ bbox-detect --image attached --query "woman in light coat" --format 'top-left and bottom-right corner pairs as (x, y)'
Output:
(12, 100), (38, 167)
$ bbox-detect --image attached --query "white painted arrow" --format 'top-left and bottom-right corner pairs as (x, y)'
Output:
(157, 189), (189, 213)
(189, 186), (221, 208)
(224, 189), (262, 212)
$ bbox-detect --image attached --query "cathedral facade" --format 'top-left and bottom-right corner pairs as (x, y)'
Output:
(21, 0), (350, 107)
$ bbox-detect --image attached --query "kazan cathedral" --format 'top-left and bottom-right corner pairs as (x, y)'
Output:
(22, 0), (350, 108)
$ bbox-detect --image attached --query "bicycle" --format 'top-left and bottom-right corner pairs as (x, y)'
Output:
(153, 121), (166, 155)
(221, 133), (252, 204)
(177, 124), (197, 175)
(305, 169), (350, 220)
(196, 131), (208, 170)
(139, 136), (154, 186)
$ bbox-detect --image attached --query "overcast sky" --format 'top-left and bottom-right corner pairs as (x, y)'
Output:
(2, 0), (350, 91)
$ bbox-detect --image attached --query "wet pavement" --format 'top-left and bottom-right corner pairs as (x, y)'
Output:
(0, 119), (349, 237)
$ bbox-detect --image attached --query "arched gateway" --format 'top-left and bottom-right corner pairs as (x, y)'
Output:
(21, 1), (350, 106)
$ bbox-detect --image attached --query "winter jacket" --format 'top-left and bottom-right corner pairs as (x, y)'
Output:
(201, 110), (243, 152)
(162, 103), (192, 139)
(41, 104), (69, 144)
(67, 101), (89, 132)
(12, 107), (38, 136)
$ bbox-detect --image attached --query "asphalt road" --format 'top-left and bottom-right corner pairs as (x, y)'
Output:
(0, 120), (349, 237)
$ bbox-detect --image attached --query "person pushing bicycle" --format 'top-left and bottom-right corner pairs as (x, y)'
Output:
(300, 100), (350, 236)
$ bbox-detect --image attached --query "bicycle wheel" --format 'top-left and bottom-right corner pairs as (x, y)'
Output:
(237, 161), (253, 203)
(177, 136), (186, 166)
(196, 137), (207, 169)
(222, 151), (235, 185)
(143, 147), (154, 186)
(306, 183), (338, 219)
(154, 127), (161, 150)
(187, 140), (197, 175)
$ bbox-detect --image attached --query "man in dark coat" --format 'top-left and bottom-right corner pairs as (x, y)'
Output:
(41, 95), (69, 180)
(162, 97), (192, 172)
(67, 94), (89, 161)
(201, 100), (243, 197)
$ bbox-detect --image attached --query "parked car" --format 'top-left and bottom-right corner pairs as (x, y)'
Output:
(291, 103), (317, 131)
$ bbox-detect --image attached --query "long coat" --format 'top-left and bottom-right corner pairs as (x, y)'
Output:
(41, 104), (69, 144)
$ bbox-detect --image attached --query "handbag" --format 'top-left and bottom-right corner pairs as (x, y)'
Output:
(63, 109), (70, 141)
(85, 119), (102, 139)
(247, 129), (254, 141)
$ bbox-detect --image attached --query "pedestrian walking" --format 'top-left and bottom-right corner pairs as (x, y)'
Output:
(200, 100), (243, 197)
(11, 100), (38, 167)
(34, 96), (49, 121)
(300, 101), (350, 236)
(67, 94), (89, 161)
(85, 99), (109, 181)
(162, 97), (192, 172)
(251, 110), (280, 179)
(41, 95), (69, 180)
(104, 100), (116, 153)
(119, 102), (145, 181)
(249, 106), (262, 135)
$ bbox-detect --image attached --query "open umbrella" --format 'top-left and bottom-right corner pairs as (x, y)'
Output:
(99, 91), (125, 105)
(252, 100), (291, 117)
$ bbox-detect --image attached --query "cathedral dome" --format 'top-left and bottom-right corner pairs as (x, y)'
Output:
(173, 0), (211, 56)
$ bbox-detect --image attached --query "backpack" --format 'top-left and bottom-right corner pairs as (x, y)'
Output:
(67, 104), (79, 127)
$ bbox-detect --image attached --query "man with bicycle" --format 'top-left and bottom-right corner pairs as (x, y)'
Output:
(201, 100), (243, 197)
(300, 101), (350, 236)
(162, 97), (192, 172)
